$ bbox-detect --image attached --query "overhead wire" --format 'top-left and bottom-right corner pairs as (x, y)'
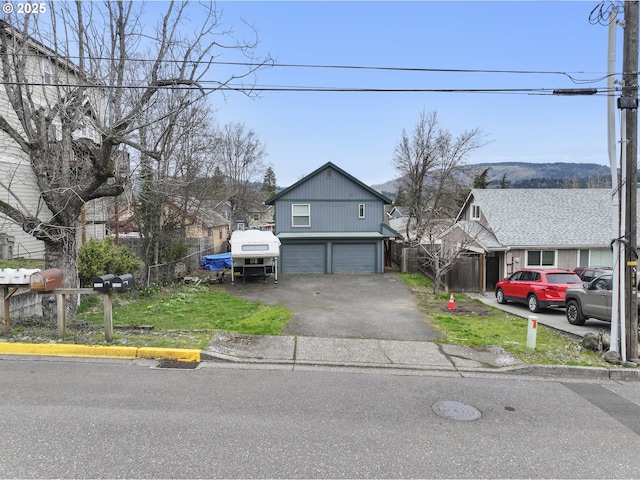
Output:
(0, 78), (618, 95)
(0, 52), (621, 95)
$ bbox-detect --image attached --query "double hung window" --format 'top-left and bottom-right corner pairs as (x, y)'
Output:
(292, 204), (310, 227)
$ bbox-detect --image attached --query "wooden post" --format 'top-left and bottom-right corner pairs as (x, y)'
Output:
(623, 1), (639, 360)
(49, 288), (115, 343)
(56, 293), (66, 338)
(104, 292), (113, 342)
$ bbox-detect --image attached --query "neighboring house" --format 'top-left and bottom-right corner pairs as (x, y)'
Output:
(199, 208), (232, 253)
(444, 188), (632, 292)
(0, 20), (107, 259)
(233, 215), (247, 232)
(265, 162), (401, 274)
(229, 203), (274, 232)
(387, 206), (408, 220)
(246, 204), (275, 231)
(109, 201), (230, 253)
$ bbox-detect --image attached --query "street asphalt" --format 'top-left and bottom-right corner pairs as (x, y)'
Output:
(1, 272), (639, 381)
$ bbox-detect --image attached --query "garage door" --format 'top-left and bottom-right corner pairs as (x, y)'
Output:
(281, 244), (326, 274)
(333, 243), (376, 273)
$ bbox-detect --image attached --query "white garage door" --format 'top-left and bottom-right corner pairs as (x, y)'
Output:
(281, 244), (326, 273)
(333, 243), (376, 273)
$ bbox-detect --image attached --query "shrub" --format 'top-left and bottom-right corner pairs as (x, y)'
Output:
(162, 242), (188, 262)
(78, 237), (143, 286)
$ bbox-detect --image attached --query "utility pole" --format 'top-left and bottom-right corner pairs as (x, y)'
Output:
(622, 1), (639, 361)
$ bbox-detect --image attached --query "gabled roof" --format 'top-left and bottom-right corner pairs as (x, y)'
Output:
(265, 162), (392, 205)
(446, 220), (505, 252)
(458, 188), (626, 248)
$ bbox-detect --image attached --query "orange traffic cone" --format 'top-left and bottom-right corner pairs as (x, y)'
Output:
(447, 293), (456, 310)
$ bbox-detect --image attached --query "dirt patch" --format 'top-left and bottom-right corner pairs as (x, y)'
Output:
(434, 297), (502, 316)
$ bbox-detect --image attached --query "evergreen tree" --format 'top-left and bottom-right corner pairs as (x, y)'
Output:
(472, 167), (491, 189)
(500, 173), (508, 189)
(394, 185), (407, 206)
(262, 166), (277, 199)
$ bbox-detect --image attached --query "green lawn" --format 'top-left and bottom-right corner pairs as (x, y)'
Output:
(399, 273), (610, 367)
(6, 270), (616, 366)
(77, 283), (291, 348)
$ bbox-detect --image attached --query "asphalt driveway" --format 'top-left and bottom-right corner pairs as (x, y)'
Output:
(225, 273), (440, 341)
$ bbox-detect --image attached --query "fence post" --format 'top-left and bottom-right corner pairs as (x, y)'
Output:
(56, 293), (66, 338)
(104, 292), (113, 342)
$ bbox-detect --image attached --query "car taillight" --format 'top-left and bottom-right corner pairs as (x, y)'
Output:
(545, 286), (559, 291)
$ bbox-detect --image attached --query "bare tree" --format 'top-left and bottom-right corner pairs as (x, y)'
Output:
(134, 91), (218, 272)
(0, 2), (270, 315)
(393, 110), (489, 293)
(393, 111), (440, 242)
(212, 122), (267, 221)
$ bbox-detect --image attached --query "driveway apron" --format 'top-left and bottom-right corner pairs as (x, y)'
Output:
(225, 273), (440, 341)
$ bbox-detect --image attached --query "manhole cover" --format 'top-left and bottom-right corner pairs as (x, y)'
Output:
(156, 359), (199, 369)
(432, 401), (481, 421)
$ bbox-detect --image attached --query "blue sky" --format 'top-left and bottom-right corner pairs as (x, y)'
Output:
(207, 1), (621, 187)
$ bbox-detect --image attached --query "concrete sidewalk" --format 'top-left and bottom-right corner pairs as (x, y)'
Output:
(2, 332), (640, 381)
(200, 331), (640, 381)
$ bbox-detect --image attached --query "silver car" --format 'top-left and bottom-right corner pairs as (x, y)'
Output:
(565, 274), (638, 325)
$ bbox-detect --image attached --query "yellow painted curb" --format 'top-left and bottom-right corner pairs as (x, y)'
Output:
(0, 342), (200, 362)
(0, 342), (138, 358)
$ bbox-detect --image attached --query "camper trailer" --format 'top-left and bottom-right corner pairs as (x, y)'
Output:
(230, 230), (280, 284)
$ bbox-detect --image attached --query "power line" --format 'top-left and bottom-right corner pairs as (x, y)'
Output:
(0, 51), (620, 85)
(0, 78), (618, 95)
(212, 61), (615, 85)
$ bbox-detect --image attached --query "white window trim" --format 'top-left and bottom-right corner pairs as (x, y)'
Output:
(292, 203), (310, 227)
(471, 204), (481, 220)
(358, 203), (365, 219)
(525, 249), (557, 268)
(42, 58), (52, 84)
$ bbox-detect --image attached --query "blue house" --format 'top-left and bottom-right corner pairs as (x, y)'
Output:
(265, 162), (400, 274)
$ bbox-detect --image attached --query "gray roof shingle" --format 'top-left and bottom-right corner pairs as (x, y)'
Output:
(466, 189), (628, 248)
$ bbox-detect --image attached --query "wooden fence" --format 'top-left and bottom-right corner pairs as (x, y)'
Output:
(392, 242), (481, 292)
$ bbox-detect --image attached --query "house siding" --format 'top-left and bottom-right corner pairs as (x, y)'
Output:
(268, 162), (391, 274)
(280, 168), (381, 201)
(275, 200), (384, 232)
(0, 161), (51, 258)
(0, 27), (108, 260)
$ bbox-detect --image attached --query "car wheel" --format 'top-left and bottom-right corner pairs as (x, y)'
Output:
(566, 300), (586, 326)
(527, 294), (541, 313)
(495, 288), (507, 304)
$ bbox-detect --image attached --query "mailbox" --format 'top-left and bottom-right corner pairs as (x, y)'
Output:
(93, 274), (115, 291)
(112, 274), (134, 291)
(30, 268), (63, 292)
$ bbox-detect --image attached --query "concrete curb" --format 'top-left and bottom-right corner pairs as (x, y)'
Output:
(0, 342), (201, 362)
(200, 346), (640, 381)
(2, 340), (639, 382)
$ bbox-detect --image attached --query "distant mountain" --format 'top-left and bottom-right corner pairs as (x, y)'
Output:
(372, 162), (615, 195)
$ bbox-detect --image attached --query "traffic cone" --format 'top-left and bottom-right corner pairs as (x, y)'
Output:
(447, 293), (456, 310)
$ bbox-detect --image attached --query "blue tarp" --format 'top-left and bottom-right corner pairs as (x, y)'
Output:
(201, 253), (232, 271)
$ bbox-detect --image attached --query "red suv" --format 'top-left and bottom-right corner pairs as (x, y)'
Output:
(495, 268), (583, 313)
(573, 266), (612, 283)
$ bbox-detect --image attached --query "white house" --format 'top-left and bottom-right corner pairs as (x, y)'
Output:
(0, 20), (108, 259)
